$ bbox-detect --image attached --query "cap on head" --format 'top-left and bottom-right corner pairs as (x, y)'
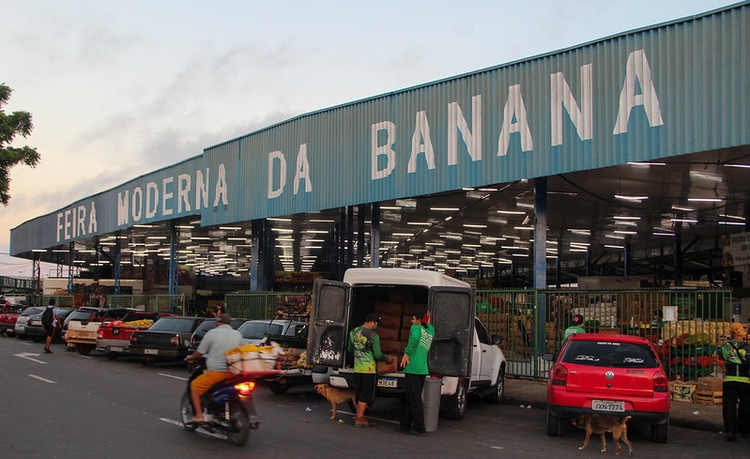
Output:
(414, 311), (428, 323)
(365, 312), (381, 324)
(572, 314), (584, 325)
(729, 322), (747, 338)
(216, 313), (232, 325)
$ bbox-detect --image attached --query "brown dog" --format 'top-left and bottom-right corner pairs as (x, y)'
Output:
(314, 384), (357, 420)
(572, 414), (633, 456)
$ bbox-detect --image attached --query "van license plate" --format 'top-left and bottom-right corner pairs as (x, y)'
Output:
(145, 349), (159, 355)
(111, 347), (123, 353)
(592, 400), (625, 412)
(377, 377), (397, 388)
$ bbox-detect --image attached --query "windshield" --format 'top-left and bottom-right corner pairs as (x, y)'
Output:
(21, 307), (44, 316)
(240, 322), (282, 339)
(147, 318), (200, 333)
(68, 310), (94, 321)
(562, 340), (659, 368)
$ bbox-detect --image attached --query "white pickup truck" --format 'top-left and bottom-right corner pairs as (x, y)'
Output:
(307, 268), (506, 419)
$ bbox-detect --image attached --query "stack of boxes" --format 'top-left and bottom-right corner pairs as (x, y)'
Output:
(372, 298), (428, 372)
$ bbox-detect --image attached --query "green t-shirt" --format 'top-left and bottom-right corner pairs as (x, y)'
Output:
(563, 325), (585, 343)
(403, 323), (435, 375)
(720, 339), (750, 383)
(347, 325), (387, 374)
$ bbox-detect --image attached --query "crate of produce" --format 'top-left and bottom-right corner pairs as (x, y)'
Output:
(694, 389), (722, 405)
(668, 381), (695, 403)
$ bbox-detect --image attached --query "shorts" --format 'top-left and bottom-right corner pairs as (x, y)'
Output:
(190, 371), (228, 397)
(353, 373), (377, 405)
(43, 325), (55, 338)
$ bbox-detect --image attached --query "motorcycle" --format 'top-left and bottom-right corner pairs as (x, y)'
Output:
(180, 358), (260, 446)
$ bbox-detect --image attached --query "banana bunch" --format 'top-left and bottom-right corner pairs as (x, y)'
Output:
(121, 319), (154, 328)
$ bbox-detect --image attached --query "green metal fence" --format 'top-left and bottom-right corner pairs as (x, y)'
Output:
(96, 294), (186, 313)
(477, 288), (733, 381)
(224, 292), (280, 319)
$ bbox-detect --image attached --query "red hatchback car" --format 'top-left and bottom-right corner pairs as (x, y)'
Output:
(545, 333), (671, 443)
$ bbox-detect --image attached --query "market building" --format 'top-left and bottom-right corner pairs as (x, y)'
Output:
(7, 3), (750, 378)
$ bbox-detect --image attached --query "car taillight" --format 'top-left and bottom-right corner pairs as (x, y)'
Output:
(234, 381), (256, 396)
(97, 330), (103, 339)
(551, 364), (568, 386)
(653, 372), (668, 392)
(170, 335), (180, 347)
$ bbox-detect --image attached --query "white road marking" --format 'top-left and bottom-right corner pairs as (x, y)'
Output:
(14, 352), (47, 364)
(75, 354), (92, 359)
(29, 374), (56, 384)
(159, 373), (188, 381)
(159, 418), (225, 439)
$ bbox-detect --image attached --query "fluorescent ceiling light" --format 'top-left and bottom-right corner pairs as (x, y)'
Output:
(615, 195), (648, 201)
(513, 226), (534, 231)
(219, 226), (242, 230)
(719, 221), (745, 226)
(613, 216), (641, 220)
(671, 218), (698, 223)
(604, 244), (624, 249)
(464, 224), (487, 228)
(627, 161), (666, 166)
(687, 198), (722, 202)
(431, 207), (459, 211)
(497, 210), (526, 215)
(724, 164), (750, 168)
(671, 205), (697, 212)
(654, 232), (676, 236)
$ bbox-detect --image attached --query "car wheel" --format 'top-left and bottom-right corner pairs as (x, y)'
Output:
(440, 378), (468, 420)
(77, 344), (95, 355)
(179, 392), (198, 432)
(268, 379), (290, 394)
(486, 367), (505, 403)
(547, 407), (562, 436)
(651, 419), (669, 443)
(226, 401), (250, 446)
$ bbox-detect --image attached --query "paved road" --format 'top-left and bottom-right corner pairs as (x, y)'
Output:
(0, 337), (742, 459)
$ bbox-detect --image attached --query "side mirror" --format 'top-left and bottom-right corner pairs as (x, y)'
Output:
(491, 334), (502, 346)
(542, 352), (555, 361)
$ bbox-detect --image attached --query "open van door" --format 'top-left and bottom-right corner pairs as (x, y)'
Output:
(306, 279), (350, 367)
(428, 287), (475, 377)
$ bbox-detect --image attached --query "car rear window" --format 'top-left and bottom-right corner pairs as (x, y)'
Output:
(240, 322), (282, 339)
(148, 318), (200, 333)
(561, 340), (659, 369)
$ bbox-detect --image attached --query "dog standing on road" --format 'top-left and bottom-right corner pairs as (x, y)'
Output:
(572, 414), (633, 456)
(315, 384), (357, 420)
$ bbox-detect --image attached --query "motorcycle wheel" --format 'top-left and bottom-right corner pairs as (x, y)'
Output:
(226, 401), (250, 446)
(180, 392), (198, 432)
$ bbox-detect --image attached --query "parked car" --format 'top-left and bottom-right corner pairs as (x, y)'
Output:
(188, 317), (247, 352)
(14, 306), (45, 340)
(26, 307), (75, 343)
(0, 304), (24, 337)
(129, 316), (205, 366)
(544, 332), (671, 443)
(237, 319), (308, 346)
(65, 307), (137, 354)
(96, 311), (176, 359)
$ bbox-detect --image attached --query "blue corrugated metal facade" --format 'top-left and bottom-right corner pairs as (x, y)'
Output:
(10, 2), (750, 254)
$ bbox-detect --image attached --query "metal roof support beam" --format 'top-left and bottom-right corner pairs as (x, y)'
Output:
(32, 253), (41, 294)
(114, 230), (121, 295)
(370, 202), (381, 268)
(534, 177), (547, 356)
(357, 204), (366, 267)
(168, 221), (178, 298)
(67, 241), (74, 294)
(346, 206), (354, 270)
(674, 233), (683, 286)
(624, 238), (632, 276)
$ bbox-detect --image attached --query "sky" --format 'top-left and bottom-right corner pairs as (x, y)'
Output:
(0, 0), (739, 278)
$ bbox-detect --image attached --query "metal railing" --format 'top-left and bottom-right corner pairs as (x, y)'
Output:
(477, 288), (733, 381)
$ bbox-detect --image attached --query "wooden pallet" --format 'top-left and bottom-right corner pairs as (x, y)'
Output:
(694, 389), (722, 405)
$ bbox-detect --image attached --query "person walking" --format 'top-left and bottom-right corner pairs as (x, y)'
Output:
(563, 314), (585, 344)
(348, 312), (393, 427)
(719, 322), (750, 442)
(397, 311), (434, 436)
(42, 299), (61, 353)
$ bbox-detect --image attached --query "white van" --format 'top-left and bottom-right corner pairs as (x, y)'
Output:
(307, 268), (506, 419)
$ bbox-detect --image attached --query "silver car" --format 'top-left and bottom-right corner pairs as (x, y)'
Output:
(237, 319), (307, 346)
(14, 306), (44, 340)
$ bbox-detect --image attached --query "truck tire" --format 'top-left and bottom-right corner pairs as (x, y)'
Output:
(440, 378), (468, 420)
(77, 343), (95, 355)
(486, 367), (505, 403)
(268, 379), (290, 394)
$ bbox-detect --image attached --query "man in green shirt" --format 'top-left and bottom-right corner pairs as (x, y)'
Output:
(719, 322), (750, 442)
(563, 314), (585, 344)
(348, 312), (393, 427)
(397, 311), (435, 436)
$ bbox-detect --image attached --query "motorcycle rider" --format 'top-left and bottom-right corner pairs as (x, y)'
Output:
(185, 313), (242, 423)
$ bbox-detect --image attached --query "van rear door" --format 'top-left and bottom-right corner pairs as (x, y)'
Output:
(428, 287), (475, 377)
(306, 279), (350, 367)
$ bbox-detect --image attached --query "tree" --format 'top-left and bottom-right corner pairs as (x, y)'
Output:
(0, 83), (41, 205)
